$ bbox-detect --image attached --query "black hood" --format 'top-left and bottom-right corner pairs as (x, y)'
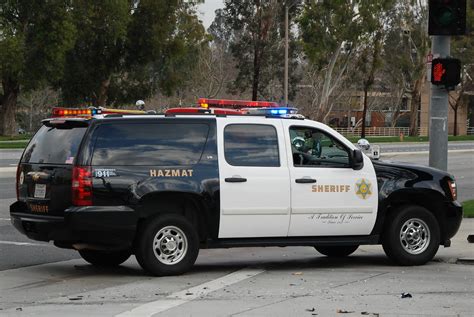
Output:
(373, 160), (454, 181)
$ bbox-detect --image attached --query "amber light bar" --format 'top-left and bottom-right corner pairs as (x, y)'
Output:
(52, 107), (100, 117)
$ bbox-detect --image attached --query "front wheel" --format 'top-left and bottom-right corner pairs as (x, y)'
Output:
(134, 214), (199, 276)
(79, 249), (131, 267)
(382, 205), (440, 266)
(315, 245), (359, 257)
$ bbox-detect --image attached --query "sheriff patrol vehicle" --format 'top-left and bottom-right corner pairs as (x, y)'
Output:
(10, 99), (462, 276)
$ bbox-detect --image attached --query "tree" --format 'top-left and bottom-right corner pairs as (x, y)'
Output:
(0, 0), (75, 135)
(61, 0), (207, 107)
(215, 1), (299, 101)
(449, 3), (474, 135)
(61, 0), (130, 107)
(299, 0), (392, 124)
(382, 0), (429, 136)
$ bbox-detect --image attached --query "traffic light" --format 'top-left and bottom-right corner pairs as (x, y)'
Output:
(431, 58), (461, 88)
(428, 0), (466, 35)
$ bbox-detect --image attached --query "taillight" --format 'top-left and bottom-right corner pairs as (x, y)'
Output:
(72, 166), (93, 206)
(16, 163), (21, 200)
(447, 179), (457, 201)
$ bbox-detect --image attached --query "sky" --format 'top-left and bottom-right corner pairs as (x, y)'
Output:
(196, 0), (225, 29)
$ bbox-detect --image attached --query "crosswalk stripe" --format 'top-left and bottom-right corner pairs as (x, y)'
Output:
(116, 267), (264, 317)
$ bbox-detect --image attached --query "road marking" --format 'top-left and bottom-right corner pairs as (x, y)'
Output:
(384, 149), (474, 156)
(0, 240), (52, 247)
(0, 218), (11, 221)
(0, 167), (17, 172)
(116, 267), (265, 317)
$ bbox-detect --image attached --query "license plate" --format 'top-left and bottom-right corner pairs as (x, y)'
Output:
(34, 184), (46, 198)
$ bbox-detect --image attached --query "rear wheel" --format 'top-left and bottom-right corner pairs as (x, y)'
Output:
(315, 245), (359, 257)
(382, 205), (440, 266)
(79, 249), (131, 267)
(135, 214), (199, 276)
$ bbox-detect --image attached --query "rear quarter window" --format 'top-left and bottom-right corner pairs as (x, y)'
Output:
(91, 122), (210, 166)
(21, 125), (87, 164)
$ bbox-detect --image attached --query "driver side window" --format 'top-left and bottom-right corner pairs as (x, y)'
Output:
(290, 126), (350, 168)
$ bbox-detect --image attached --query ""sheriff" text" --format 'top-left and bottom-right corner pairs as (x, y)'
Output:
(312, 184), (350, 193)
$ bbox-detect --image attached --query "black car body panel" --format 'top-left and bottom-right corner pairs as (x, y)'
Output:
(11, 117), (221, 248)
(371, 160), (462, 242)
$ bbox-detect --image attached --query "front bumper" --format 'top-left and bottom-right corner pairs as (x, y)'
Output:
(443, 200), (463, 241)
(10, 201), (138, 249)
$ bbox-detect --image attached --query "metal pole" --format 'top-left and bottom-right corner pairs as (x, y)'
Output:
(284, 4), (289, 106)
(429, 36), (450, 171)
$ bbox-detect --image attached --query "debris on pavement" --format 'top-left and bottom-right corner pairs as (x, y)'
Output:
(467, 235), (474, 243)
(305, 307), (315, 312)
(336, 308), (355, 313)
(292, 272), (303, 275)
(401, 292), (412, 298)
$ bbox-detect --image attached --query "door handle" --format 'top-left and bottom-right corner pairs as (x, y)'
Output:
(295, 178), (317, 184)
(225, 177), (247, 183)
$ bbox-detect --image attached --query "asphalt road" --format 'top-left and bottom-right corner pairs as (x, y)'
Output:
(0, 146), (473, 316)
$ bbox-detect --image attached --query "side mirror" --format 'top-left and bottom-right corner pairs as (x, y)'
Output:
(352, 149), (364, 170)
(357, 138), (370, 151)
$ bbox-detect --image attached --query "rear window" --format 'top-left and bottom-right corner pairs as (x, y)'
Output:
(91, 123), (209, 166)
(22, 125), (87, 164)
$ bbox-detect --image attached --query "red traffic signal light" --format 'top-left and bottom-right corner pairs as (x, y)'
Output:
(431, 58), (461, 87)
(428, 0), (466, 35)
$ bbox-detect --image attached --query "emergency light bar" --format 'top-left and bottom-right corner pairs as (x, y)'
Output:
(166, 107), (243, 115)
(198, 98), (279, 109)
(51, 107), (148, 118)
(244, 107), (298, 116)
(52, 107), (100, 117)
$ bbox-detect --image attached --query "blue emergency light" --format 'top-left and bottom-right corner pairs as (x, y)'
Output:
(246, 107), (298, 116)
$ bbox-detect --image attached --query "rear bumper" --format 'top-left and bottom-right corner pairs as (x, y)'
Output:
(10, 201), (137, 249)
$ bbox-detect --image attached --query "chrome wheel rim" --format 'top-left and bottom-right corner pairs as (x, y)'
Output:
(399, 218), (430, 255)
(153, 226), (188, 265)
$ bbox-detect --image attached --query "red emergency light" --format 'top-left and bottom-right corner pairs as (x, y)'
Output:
(198, 98), (279, 109)
(166, 107), (244, 115)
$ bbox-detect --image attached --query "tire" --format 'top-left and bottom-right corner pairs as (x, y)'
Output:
(382, 205), (440, 266)
(315, 245), (359, 257)
(134, 214), (199, 276)
(79, 249), (131, 267)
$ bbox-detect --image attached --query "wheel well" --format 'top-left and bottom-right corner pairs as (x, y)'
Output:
(384, 190), (446, 241)
(137, 192), (208, 242)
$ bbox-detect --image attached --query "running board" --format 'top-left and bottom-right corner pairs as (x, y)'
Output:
(203, 235), (380, 249)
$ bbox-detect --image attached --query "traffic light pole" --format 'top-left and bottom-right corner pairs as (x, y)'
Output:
(429, 36), (450, 171)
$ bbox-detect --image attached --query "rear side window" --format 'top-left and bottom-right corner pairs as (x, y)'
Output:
(22, 125), (86, 164)
(224, 124), (280, 167)
(91, 123), (209, 166)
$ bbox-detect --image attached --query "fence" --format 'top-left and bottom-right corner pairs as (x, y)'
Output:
(334, 127), (428, 137)
(468, 127), (474, 135)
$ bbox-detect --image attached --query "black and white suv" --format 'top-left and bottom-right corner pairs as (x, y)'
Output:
(10, 105), (462, 276)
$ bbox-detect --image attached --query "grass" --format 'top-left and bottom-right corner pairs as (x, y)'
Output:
(346, 135), (474, 143)
(0, 134), (473, 149)
(0, 141), (29, 149)
(0, 134), (31, 141)
(463, 200), (474, 218)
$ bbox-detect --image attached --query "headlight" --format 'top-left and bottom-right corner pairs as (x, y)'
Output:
(447, 179), (457, 201)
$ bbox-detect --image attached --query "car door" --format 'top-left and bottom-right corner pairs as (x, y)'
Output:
(283, 122), (378, 236)
(217, 117), (291, 238)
